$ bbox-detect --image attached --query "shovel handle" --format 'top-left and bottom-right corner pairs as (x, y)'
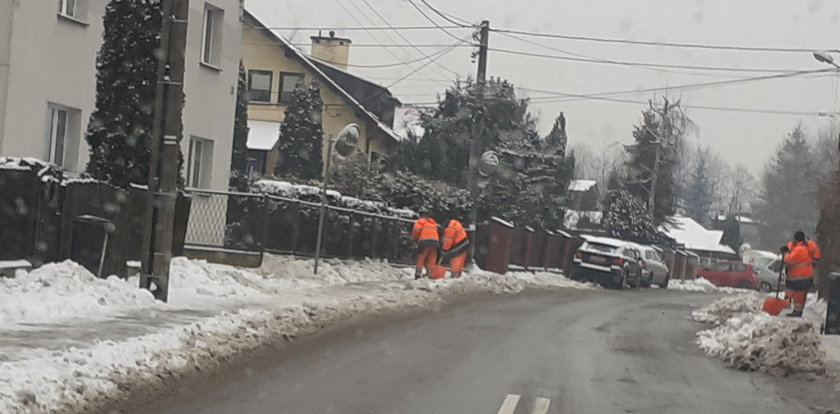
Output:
(775, 252), (785, 299)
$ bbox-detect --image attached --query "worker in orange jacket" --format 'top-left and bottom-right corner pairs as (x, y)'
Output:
(781, 231), (820, 317)
(411, 216), (440, 279)
(441, 219), (470, 278)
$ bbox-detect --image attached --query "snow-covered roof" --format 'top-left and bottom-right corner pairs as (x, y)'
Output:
(243, 11), (402, 144)
(247, 120), (281, 151)
(491, 216), (514, 228)
(568, 179), (597, 192)
(661, 215), (736, 255)
(393, 105), (427, 140)
(563, 210), (603, 230)
(716, 215), (757, 224)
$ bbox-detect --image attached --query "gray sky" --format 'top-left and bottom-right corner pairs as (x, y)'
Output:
(246, 0), (840, 174)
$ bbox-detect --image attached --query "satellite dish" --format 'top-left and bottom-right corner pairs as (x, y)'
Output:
(334, 123), (359, 159)
(478, 151), (500, 177)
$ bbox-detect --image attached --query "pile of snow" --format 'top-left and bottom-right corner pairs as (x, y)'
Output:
(0, 256), (593, 413)
(693, 293), (829, 377)
(697, 312), (825, 376)
(667, 277), (748, 294)
(0, 261), (158, 327)
(691, 293), (763, 324)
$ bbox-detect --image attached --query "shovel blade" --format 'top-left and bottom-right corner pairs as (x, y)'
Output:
(762, 297), (788, 315)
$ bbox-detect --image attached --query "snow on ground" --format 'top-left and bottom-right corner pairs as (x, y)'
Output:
(0, 255), (592, 414)
(693, 293), (829, 377)
(667, 277), (751, 294)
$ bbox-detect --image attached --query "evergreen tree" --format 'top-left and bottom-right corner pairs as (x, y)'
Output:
(624, 98), (692, 225)
(603, 190), (663, 244)
(85, 0), (163, 188)
(754, 124), (817, 248)
(229, 61), (250, 191)
(721, 217), (742, 252)
(684, 147), (713, 224)
(274, 82), (324, 180)
(544, 113), (568, 157)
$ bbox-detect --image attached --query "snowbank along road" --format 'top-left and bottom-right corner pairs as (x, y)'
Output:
(133, 290), (840, 414)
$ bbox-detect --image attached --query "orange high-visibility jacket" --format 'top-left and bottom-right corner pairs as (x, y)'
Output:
(442, 220), (468, 251)
(787, 239), (821, 264)
(412, 217), (439, 244)
(785, 241), (814, 279)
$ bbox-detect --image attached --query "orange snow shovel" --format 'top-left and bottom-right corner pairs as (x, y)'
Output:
(762, 253), (788, 315)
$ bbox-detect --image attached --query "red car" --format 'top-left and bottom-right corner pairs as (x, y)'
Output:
(696, 261), (760, 289)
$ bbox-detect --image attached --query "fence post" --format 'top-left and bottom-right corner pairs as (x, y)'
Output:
(346, 213), (355, 259)
(371, 217), (379, 260)
(291, 201), (301, 255)
(257, 194), (268, 257)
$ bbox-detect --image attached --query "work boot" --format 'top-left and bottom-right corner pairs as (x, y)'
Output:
(414, 269), (422, 280)
(786, 309), (803, 318)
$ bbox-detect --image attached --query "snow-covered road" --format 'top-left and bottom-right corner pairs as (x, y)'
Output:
(0, 255), (593, 414)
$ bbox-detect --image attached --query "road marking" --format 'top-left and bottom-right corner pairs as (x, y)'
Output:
(532, 397), (551, 414)
(496, 394), (521, 414)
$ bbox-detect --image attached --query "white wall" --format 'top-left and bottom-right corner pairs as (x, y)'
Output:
(0, 0), (14, 154)
(0, 0), (105, 170)
(0, 0), (241, 191)
(181, 0), (241, 191)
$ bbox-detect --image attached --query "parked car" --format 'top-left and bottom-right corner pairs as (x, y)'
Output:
(696, 261), (760, 289)
(742, 249), (784, 292)
(634, 244), (671, 288)
(570, 236), (644, 289)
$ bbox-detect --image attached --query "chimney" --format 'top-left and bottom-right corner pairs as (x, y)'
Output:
(310, 32), (352, 70)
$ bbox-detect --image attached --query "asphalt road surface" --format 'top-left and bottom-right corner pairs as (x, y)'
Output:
(143, 289), (836, 414)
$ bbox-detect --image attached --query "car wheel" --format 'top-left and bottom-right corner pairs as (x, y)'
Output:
(758, 282), (772, 293)
(642, 272), (653, 288)
(660, 275), (670, 289)
(616, 269), (627, 290)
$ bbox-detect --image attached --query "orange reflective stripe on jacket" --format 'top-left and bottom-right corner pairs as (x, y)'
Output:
(442, 220), (467, 251)
(784, 241), (814, 279)
(412, 217), (439, 242)
(787, 240), (821, 261)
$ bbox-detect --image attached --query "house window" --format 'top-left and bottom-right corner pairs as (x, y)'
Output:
(279, 73), (304, 104)
(201, 5), (224, 67)
(187, 137), (214, 188)
(46, 104), (81, 169)
(247, 70), (273, 103)
(47, 107), (68, 166)
(57, 0), (88, 22)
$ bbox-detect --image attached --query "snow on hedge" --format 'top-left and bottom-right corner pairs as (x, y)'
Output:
(693, 293), (827, 376)
(0, 255), (592, 413)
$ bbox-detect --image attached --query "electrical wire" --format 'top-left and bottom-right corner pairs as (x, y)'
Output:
(490, 27), (840, 54)
(405, 0), (469, 43)
(490, 47), (819, 73)
(416, 0), (475, 27)
(244, 25), (467, 31)
(356, 0), (462, 77)
(301, 43), (462, 68)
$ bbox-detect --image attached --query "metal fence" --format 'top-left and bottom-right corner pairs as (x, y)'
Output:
(184, 188), (417, 265)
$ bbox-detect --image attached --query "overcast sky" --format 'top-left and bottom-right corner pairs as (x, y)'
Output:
(246, 0), (840, 174)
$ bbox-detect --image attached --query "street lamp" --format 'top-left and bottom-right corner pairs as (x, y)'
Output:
(313, 123), (359, 275)
(814, 51), (840, 69)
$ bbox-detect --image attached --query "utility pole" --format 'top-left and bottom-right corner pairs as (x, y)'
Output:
(467, 20), (489, 262)
(140, 0), (189, 302)
(648, 98), (669, 216)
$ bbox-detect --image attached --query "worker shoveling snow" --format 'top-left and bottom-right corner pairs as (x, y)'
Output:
(694, 294), (827, 377)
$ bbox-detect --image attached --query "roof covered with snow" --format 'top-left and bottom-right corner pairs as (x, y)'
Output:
(568, 179), (597, 192)
(661, 215), (736, 255)
(716, 215), (757, 224)
(247, 120), (281, 151)
(563, 210), (603, 230)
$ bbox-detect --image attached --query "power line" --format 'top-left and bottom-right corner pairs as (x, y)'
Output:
(490, 47), (819, 73)
(490, 27), (840, 54)
(416, 0), (475, 27)
(356, 0), (461, 77)
(518, 69), (833, 101)
(282, 42), (473, 48)
(301, 42), (461, 68)
(405, 0), (469, 43)
(244, 25), (468, 31)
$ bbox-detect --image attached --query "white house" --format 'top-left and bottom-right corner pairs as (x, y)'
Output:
(0, 0), (242, 192)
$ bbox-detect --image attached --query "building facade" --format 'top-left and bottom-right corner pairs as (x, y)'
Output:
(0, 0), (242, 192)
(241, 10), (401, 177)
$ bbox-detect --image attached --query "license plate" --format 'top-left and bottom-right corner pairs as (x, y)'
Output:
(588, 255), (607, 264)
